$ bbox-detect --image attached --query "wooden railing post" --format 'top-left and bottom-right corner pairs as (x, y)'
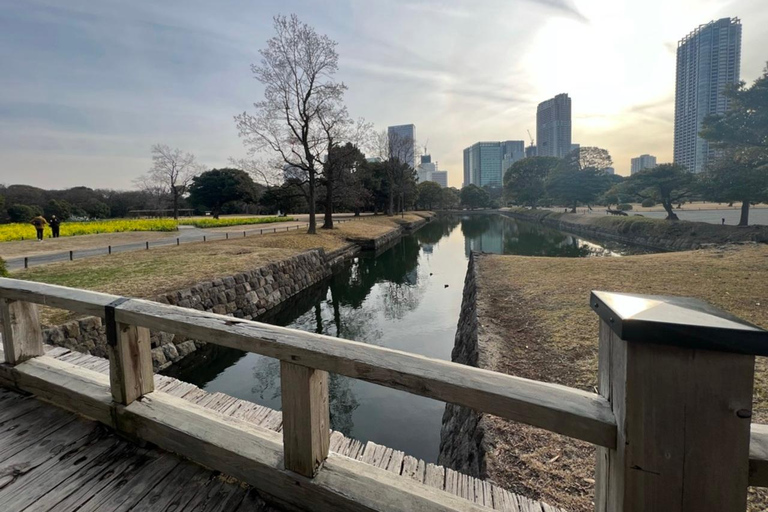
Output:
(591, 291), (767, 512)
(0, 298), (44, 364)
(105, 300), (154, 405)
(280, 361), (330, 477)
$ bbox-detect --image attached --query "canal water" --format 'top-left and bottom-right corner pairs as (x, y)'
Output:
(167, 214), (639, 462)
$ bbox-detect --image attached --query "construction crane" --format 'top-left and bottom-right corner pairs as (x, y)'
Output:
(526, 130), (534, 147)
(423, 138), (429, 156)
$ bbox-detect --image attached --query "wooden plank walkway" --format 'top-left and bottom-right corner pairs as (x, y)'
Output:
(0, 385), (276, 512)
(43, 345), (566, 512)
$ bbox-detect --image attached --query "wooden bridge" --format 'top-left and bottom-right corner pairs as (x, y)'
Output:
(1, 277), (768, 511)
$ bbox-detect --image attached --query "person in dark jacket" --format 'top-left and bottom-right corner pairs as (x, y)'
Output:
(30, 215), (47, 241)
(49, 215), (61, 238)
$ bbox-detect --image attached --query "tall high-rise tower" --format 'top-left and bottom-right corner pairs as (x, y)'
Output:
(387, 124), (416, 168)
(536, 94), (572, 158)
(674, 18), (741, 173)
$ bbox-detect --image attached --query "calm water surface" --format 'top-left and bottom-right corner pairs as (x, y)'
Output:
(168, 215), (638, 462)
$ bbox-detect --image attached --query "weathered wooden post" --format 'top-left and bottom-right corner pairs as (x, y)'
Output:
(0, 298), (44, 364)
(280, 361), (330, 478)
(592, 291), (767, 512)
(105, 299), (154, 405)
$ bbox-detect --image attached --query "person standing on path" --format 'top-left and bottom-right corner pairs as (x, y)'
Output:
(30, 215), (47, 241)
(49, 215), (61, 238)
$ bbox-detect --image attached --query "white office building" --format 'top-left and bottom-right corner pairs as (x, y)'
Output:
(631, 154), (657, 174)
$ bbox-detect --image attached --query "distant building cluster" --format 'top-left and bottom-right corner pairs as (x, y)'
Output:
(387, 124), (450, 188)
(462, 93), (572, 187)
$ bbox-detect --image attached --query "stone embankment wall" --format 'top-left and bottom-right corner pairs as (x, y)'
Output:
(501, 209), (768, 252)
(43, 215), (430, 371)
(43, 249), (335, 371)
(437, 253), (489, 476)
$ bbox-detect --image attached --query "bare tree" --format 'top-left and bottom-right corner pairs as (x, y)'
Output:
(235, 14), (347, 234)
(370, 130), (416, 216)
(137, 144), (201, 218)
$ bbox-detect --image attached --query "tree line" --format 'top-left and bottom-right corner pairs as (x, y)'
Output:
(504, 65), (768, 226)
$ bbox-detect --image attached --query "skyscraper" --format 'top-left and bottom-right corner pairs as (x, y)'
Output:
(631, 154), (657, 174)
(387, 124), (416, 168)
(463, 140), (525, 188)
(536, 94), (572, 158)
(674, 18), (741, 173)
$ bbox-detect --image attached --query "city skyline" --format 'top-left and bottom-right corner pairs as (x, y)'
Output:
(1, 1), (767, 189)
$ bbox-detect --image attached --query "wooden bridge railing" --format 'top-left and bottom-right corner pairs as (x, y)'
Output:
(1, 277), (767, 512)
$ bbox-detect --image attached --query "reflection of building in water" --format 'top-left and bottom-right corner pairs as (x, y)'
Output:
(464, 219), (505, 256)
(421, 243), (434, 254)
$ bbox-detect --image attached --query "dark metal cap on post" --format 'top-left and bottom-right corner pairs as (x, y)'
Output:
(591, 290), (768, 356)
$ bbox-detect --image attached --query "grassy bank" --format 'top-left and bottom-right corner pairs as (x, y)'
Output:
(13, 213), (428, 324)
(503, 207), (768, 246)
(473, 245), (768, 511)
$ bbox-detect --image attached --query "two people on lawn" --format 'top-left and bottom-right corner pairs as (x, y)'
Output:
(30, 215), (62, 241)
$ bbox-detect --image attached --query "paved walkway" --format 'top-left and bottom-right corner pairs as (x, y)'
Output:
(5, 214), (369, 271)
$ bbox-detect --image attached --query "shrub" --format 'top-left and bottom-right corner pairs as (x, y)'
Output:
(617, 203), (633, 211)
(0, 258), (7, 277)
(7, 204), (42, 223)
(641, 198), (656, 208)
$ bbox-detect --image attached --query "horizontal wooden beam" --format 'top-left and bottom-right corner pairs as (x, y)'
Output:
(115, 297), (617, 448)
(0, 356), (497, 512)
(0, 274), (618, 448)
(0, 278), (120, 318)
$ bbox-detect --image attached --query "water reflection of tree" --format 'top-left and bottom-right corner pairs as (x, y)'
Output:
(503, 221), (592, 257)
(414, 216), (459, 245)
(249, 358), (359, 436)
(460, 215), (492, 238)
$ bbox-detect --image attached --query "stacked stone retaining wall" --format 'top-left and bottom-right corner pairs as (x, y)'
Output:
(43, 215), (430, 371)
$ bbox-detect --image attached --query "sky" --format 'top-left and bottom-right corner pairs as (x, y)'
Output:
(0, 0), (766, 190)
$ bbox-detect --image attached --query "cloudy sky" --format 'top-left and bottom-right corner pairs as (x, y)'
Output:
(1, 0), (766, 189)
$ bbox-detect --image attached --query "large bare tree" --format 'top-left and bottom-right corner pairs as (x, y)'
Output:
(137, 144), (201, 218)
(235, 14), (347, 234)
(371, 130), (416, 216)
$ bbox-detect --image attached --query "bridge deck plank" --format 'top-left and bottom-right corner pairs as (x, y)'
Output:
(0, 385), (277, 512)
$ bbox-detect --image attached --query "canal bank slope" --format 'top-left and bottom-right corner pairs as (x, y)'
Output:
(18, 213), (433, 371)
(501, 207), (768, 251)
(440, 245), (768, 511)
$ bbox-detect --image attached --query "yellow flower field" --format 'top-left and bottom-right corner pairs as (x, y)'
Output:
(177, 216), (293, 228)
(0, 219), (178, 242)
(0, 217), (293, 242)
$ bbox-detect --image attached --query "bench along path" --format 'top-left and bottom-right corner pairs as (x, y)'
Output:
(46, 345), (565, 512)
(0, 385), (276, 512)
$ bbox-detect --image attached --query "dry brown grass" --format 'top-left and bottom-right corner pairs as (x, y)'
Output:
(473, 244), (768, 511)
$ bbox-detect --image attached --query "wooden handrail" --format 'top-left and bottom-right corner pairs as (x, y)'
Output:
(0, 277), (617, 448)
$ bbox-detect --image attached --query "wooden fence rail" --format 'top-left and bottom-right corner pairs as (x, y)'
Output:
(1, 277), (768, 512)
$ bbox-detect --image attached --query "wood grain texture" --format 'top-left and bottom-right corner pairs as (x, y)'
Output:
(115, 297), (616, 448)
(0, 278), (119, 318)
(107, 323), (153, 405)
(280, 361), (330, 478)
(1, 298), (44, 365)
(595, 320), (754, 511)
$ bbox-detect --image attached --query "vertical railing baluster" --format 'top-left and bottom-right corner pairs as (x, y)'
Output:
(105, 300), (154, 405)
(280, 361), (330, 477)
(0, 298), (44, 365)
